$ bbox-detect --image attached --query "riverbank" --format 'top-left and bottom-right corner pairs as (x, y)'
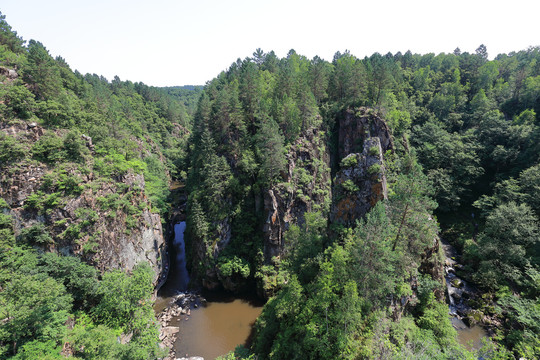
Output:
(157, 292), (205, 360)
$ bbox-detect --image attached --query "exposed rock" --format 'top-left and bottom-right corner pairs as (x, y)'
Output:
(262, 127), (331, 263)
(338, 107), (393, 160)
(451, 278), (464, 288)
(0, 66), (18, 80)
(419, 235), (445, 301)
(330, 137), (388, 227)
(0, 120), (167, 285)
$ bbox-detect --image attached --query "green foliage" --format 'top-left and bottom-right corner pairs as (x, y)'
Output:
(38, 252), (100, 310)
(218, 255), (251, 278)
(0, 213), (12, 230)
(340, 154), (358, 168)
(1, 84), (36, 119)
(91, 262), (154, 329)
(17, 223), (52, 245)
(0, 273), (72, 356)
(368, 163), (381, 175)
(341, 179), (359, 192)
(369, 145), (380, 156)
(473, 202), (539, 289)
(0, 132), (26, 166)
(0, 198), (9, 209)
(31, 131), (65, 163)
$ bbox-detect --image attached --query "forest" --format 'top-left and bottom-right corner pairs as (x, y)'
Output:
(1, 10), (540, 360)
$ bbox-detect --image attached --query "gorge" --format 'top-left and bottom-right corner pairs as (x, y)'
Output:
(1, 11), (539, 358)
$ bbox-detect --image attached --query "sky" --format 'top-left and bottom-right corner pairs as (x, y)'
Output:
(1, 0), (539, 87)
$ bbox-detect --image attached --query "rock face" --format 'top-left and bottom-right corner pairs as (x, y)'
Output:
(338, 107), (393, 159)
(330, 108), (392, 227)
(262, 127), (332, 262)
(0, 66), (18, 81)
(330, 137), (388, 227)
(0, 120), (166, 284)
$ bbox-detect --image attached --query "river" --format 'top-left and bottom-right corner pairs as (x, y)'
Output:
(441, 239), (488, 350)
(156, 221), (263, 359)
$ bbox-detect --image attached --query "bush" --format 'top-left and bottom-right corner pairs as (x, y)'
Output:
(0, 197), (9, 209)
(369, 145), (380, 157)
(342, 179), (359, 192)
(32, 131), (65, 163)
(0, 132), (26, 166)
(218, 255), (251, 278)
(18, 223), (53, 244)
(63, 130), (89, 162)
(340, 155), (358, 168)
(2, 84), (36, 119)
(368, 163), (382, 175)
(0, 213), (13, 229)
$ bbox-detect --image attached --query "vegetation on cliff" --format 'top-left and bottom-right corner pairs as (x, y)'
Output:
(0, 11), (193, 359)
(185, 45), (539, 359)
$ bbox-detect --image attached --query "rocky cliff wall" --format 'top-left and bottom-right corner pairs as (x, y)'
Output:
(339, 107), (394, 159)
(262, 127), (332, 263)
(0, 120), (166, 284)
(330, 137), (388, 227)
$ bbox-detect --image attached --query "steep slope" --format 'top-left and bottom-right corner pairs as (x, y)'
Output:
(0, 120), (166, 282)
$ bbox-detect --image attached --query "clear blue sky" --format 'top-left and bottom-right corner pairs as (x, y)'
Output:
(2, 0), (539, 86)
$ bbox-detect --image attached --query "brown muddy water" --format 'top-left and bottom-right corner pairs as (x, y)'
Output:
(174, 292), (263, 359)
(452, 317), (488, 350)
(156, 221), (264, 359)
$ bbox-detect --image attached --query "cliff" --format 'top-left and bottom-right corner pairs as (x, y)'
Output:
(338, 107), (394, 159)
(331, 137), (388, 227)
(0, 119), (166, 284)
(262, 127), (332, 263)
(330, 107), (392, 226)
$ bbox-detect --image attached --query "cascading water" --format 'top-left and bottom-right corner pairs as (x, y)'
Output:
(173, 221), (190, 291)
(441, 239), (487, 350)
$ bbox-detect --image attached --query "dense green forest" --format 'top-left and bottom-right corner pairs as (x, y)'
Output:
(1, 9), (540, 360)
(185, 45), (540, 359)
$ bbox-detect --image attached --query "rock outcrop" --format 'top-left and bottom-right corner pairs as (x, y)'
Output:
(0, 66), (18, 81)
(0, 120), (166, 284)
(262, 127), (332, 262)
(338, 107), (393, 159)
(330, 108), (392, 226)
(331, 137), (388, 227)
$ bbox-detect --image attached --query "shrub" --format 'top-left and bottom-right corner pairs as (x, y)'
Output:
(0, 213), (13, 229)
(218, 255), (250, 278)
(18, 223), (53, 244)
(63, 130), (89, 162)
(340, 155), (358, 168)
(342, 179), (359, 192)
(0, 132), (26, 166)
(368, 163), (381, 175)
(0, 197), (9, 209)
(32, 132), (65, 163)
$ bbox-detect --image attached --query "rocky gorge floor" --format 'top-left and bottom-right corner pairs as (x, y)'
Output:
(157, 292), (206, 360)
